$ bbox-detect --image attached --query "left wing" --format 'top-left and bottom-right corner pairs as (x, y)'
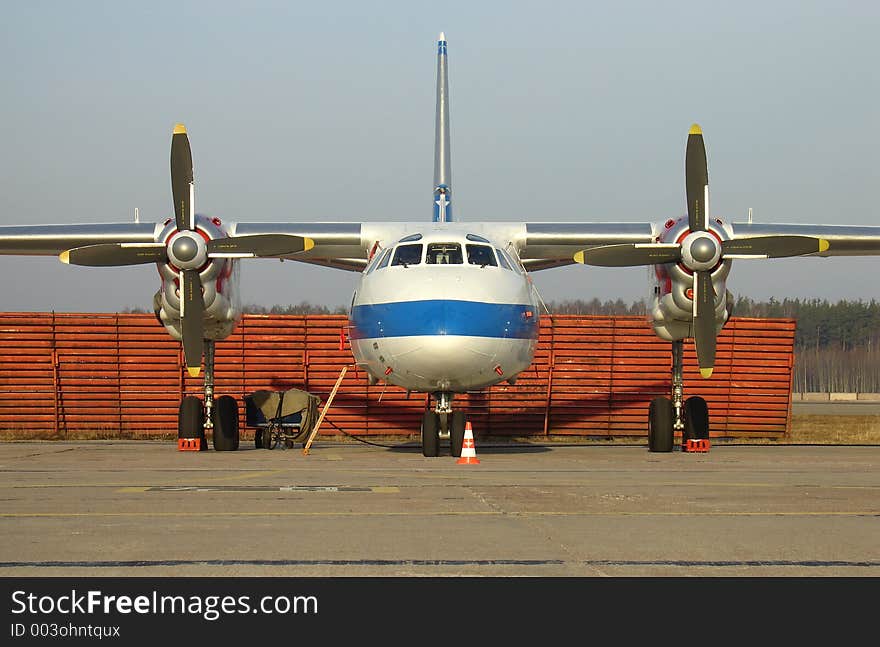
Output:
(0, 223), (161, 255)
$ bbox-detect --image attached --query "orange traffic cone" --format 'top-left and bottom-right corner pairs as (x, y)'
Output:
(456, 422), (480, 464)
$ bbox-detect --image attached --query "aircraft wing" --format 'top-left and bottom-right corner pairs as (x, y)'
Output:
(231, 222), (368, 271)
(0, 221), (373, 272)
(513, 221), (880, 271)
(515, 222), (656, 271)
(0, 223), (162, 255)
(729, 223), (880, 256)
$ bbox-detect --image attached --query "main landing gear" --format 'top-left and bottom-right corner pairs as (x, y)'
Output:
(421, 392), (467, 458)
(177, 340), (240, 451)
(648, 340), (710, 452)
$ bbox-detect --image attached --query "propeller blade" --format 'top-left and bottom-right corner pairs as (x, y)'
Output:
(685, 124), (708, 233)
(206, 234), (315, 258)
(573, 243), (681, 267)
(692, 270), (717, 378)
(180, 269), (204, 377)
(171, 124), (195, 232)
(721, 236), (830, 259)
(59, 243), (168, 267)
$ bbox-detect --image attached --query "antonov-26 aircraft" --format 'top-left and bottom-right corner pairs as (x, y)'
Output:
(2, 34), (879, 455)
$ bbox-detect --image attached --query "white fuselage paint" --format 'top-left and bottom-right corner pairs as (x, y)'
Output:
(349, 226), (540, 394)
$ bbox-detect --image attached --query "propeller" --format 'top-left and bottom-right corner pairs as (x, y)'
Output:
(171, 124), (195, 232)
(573, 124), (830, 379)
(180, 269), (204, 377)
(59, 124), (314, 377)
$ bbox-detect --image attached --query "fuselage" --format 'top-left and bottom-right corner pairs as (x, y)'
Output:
(349, 225), (540, 393)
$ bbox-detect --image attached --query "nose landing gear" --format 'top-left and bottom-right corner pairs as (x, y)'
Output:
(421, 392), (467, 457)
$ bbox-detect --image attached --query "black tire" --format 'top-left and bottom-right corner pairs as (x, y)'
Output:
(421, 410), (440, 457)
(266, 426), (277, 450)
(255, 428), (265, 449)
(178, 396), (204, 443)
(212, 395), (239, 451)
(648, 396), (674, 452)
(684, 396), (710, 440)
(450, 411), (466, 457)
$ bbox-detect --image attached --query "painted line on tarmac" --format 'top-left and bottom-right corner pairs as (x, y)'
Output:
(0, 510), (875, 518)
(123, 485), (400, 493)
(0, 558), (877, 569)
(1, 481), (876, 491)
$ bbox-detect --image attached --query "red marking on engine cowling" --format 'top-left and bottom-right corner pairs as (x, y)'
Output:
(675, 228), (723, 276)
(163, 227), (214, 274)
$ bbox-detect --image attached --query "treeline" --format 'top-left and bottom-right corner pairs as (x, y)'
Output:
(241, 302), (348, 315)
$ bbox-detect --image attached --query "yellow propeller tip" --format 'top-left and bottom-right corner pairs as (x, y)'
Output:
(304, 237), (315, 252)
(573, 250), (585, 264)
(187, 366), (201, 378)
(173, 123), (187, 135)
(700, 367), (713, 379)
(818, 239), (830, 253)
(689, 123), (702, 135)
(59, 251), (70, 264)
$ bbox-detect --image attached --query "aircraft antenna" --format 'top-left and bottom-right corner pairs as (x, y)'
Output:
(748, 207), (753, 224)
(134, 207), (139, 223)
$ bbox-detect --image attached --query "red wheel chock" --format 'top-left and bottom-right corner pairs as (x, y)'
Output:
(682, 439), (710, 453)
(177, 438), (204, 451)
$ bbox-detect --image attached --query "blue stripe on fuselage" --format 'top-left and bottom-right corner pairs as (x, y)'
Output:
(350, 300), (538, 340)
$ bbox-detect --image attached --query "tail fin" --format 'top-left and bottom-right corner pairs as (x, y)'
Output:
(433, 32), (452, 222)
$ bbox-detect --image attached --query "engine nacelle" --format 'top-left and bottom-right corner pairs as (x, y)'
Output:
(649, 216), (734, 341)
(153, 215), (241, 341)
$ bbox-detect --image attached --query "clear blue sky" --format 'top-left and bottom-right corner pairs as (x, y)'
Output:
(0, 1), (877, 311)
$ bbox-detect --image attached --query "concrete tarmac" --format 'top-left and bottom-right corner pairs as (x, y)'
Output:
(0, 440), (877, 577)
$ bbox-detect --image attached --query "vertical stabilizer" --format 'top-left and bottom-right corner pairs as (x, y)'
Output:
(433, 32), (452, 222)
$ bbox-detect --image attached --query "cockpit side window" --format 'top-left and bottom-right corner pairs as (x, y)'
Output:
(375, 248), (393, 270)
(426, 243), (463, 264)
(364, 248), (385, 274)
(503, 248), (525, 274)
(495, 248), (513, 271)
(391, 244), (423, 267)
(466, 244), (497, 267)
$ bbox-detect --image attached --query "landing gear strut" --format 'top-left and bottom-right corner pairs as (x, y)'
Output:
(176, 340), (240, 451)
(648, 340), (710, 452)
(421, 392), (466, 458)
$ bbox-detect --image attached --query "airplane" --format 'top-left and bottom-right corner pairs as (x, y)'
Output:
(1, 33), (879, 455)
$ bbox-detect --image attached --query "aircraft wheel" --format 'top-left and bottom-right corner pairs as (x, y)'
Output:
(421, 411), (440, 457)
(178, 396), (205, 445)
(684, 396), (710, 440)
(648, 396), (674, 452)
(255, 428), (266, 449)
(450, 411), (466, 457)
(212, 395), (239, 451)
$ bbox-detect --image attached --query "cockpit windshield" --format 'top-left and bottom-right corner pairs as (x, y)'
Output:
(391, 244), (423, 267)
(466, 244), (497, 267)
(426, 243), (463, 264)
